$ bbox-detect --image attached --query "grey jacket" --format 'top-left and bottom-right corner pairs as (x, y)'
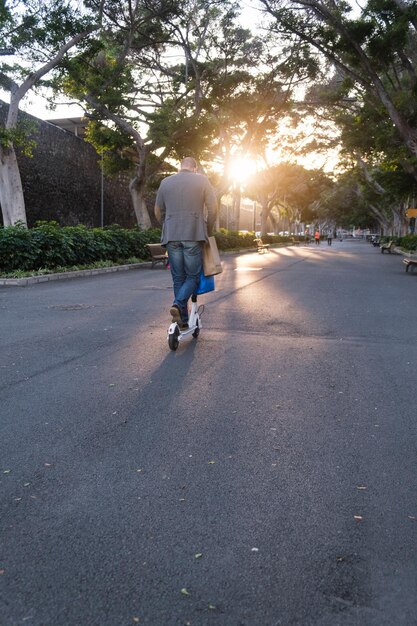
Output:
(156, 170), (217, 245)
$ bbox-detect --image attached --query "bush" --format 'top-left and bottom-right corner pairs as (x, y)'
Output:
(0, 222), (162, 272)
(397, 234), (417, 251)
(0, 223), (41, 271)
(0, 223), (295, 274)
(213, 229), (293, 250)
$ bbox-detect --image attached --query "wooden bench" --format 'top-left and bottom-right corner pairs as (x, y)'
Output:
(381, 241), (394, 254)
(146, 243), (169, 268)
(290, 237), (300, 246)
(254, 238), (270, 253)
(403, 258), (417, 273)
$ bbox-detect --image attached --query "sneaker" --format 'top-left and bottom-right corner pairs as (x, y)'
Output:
(170, 304), (181, 323)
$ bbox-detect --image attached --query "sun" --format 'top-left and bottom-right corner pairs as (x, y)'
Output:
(228, 157), (258, 184)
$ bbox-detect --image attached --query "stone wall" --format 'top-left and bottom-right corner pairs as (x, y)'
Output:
(0, 101), (137, 228)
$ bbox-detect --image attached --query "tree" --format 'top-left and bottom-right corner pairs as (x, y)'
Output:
(59, 1), (251, 227)
(149, 1), (311, 225)
(59, 0), (295, 229)
(303, 62), (417, 233)
(244, 161), (332, 234)
(56, 0), (188, 228)
(259, 0), (417, 175)
(0, 0), (104, 226)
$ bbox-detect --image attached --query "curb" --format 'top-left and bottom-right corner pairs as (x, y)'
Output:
(0, 262), (152, 287)
(392, 247), (417, 258)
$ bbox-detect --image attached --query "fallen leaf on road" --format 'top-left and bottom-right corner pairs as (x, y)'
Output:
(181, 588), (191, 596)
(408, 515), (417, 520)
(354, 515), (363, 520)
(194, 553), (203, 559)
(356, 486), (367, 490)
(251, 547), (259, 552)
(132, 617), (140, 623)
(208, 604), (216, 610)
(208, 461), (215, 464)
(3, 470), (11, 474)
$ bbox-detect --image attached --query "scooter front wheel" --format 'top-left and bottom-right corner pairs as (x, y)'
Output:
(168, 326), (180, 351)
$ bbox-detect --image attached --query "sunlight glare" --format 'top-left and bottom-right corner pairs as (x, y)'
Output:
(228, 158), (258, 184)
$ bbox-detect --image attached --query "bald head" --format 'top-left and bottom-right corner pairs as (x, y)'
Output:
(180, 156), (197, 171)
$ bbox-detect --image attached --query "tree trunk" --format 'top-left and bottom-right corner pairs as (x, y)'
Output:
(128, 143), (152, 229)
(0, 144), (27, 226)
(260, 203), (271, 235)
(129, 176), (151, 229)
(229, 186), (241, 231)
(392, 202), (409, 236)
(214, 176), (231, 227)
(368, 203), (391, 233)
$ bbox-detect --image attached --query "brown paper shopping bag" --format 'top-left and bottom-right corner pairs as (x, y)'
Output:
(202, 236), (223, 276)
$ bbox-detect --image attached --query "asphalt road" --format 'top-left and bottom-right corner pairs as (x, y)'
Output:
(1, 240), (416, 626)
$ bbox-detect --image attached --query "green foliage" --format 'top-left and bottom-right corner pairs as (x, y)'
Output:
(84, 120), (137, 175)
(213, 229), (292, 250)
(0, 222), (162, 272)
(398, 234), (417, 251)
(0, 119), (38, 156)
(0, 223), (294, 274)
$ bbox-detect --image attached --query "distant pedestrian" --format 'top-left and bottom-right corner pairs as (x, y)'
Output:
(314, 229), (320, 245)
(327, 229), (333, 246)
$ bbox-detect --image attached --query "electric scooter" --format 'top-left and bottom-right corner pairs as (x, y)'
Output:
(167, 294), (204, 351)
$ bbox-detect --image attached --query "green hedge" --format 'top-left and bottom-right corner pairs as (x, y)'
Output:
(398, 234), (417, 251)
(379, 234), (417, 250)
(0, 223), (299, 273)
(213, 228), (295, 250)
(0, 222), (161, 272)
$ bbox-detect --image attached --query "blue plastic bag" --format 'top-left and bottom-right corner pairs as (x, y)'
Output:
(194, 269), (215, 295)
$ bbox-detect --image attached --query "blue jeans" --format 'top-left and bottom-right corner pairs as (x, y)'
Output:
(166, 241), (202, 322)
